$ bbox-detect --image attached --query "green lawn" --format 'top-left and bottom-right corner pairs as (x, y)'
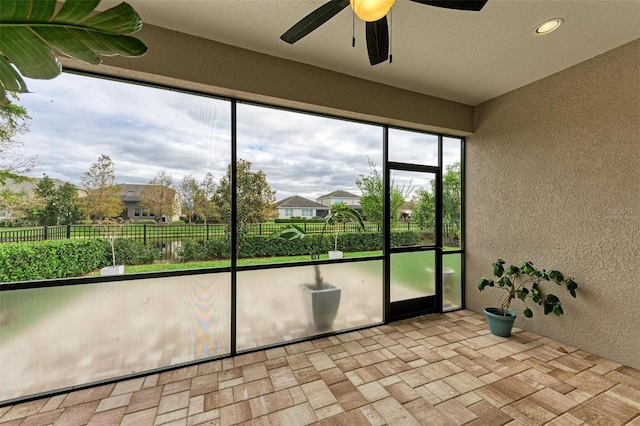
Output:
(106, 250), (461, 291)
(110, 251), (382, 274)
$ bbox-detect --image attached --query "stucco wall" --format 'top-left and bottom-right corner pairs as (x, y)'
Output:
(466, 40), (640, 368)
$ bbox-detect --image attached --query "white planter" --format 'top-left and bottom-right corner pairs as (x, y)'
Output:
(302, 283), (341, 330)
(100, 265), (125, 276)
(328, 250), (343, 259)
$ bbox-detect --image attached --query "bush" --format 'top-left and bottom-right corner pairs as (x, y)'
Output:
(0, 239), (105, 282)
(391, 231), (420, 247)
(177, 238), (231, 262)
(177, 231), (421, 261)
(177, 239), (203, 262)
(108, 238), (160, 266)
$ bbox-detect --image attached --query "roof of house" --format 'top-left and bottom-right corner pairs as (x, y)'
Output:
(1, 177), (72, 195)
(317, 190), (360, 200)
(117, 184), (177, 203)
(276, 195), (327, 209)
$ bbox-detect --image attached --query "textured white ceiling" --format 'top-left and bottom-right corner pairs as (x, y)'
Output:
(101, 0), (640, 105)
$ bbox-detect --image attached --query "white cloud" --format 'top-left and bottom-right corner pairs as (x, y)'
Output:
(15, 72), (460, 203)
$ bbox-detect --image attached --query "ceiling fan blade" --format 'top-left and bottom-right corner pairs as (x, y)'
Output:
(365, 16), (389, 66)
(409, 0), (488, 11)
(281, 0), (350, 44)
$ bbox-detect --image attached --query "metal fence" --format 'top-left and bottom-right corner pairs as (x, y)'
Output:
(0, 221), (429, 244)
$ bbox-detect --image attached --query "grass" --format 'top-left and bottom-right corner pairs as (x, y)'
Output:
(92, 250), (460, 287)
(112, 251), (382, 274)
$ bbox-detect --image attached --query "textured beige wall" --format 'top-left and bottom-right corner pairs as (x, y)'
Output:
(64, 24), (474, 135)
(466, 40), (640, 368)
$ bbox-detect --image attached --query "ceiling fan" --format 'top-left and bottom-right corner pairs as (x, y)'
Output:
(281, 0), (488, 66)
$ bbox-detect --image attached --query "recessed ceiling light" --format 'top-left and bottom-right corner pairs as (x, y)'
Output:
(534, 18), (564, 35)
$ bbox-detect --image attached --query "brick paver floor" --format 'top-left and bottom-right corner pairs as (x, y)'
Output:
(1, 310), (639, 425)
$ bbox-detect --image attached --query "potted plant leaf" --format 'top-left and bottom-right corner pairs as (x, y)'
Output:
(273, 204), (365, 329)
(0, 0), (147, 104)
(477, 259), (578, 336)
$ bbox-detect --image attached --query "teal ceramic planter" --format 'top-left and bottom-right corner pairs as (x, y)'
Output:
(484, 308), (516, 337)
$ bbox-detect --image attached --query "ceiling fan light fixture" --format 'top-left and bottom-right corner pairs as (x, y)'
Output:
(534, 18), (564, 35)
(350, 0), (396, 22)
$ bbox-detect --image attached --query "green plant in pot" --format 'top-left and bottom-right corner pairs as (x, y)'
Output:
(477, 259), (578, 337)
(273, 204), (364, 330)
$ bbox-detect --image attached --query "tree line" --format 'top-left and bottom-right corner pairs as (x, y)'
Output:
(1, 153), (278, 227)
(356, 160), (461, 244)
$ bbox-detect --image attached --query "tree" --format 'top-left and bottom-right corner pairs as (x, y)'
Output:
(355, 159), (411, 227)
(442, 162), (461, 245)
(80, 155), (123, 222)
(412, 188), (435, 230)
(141, 170), (177, 223)
(55, 183), (82, 225)
(0, 101), (36, 187)
(0, 188), (38, 223)
(34, 175), (58, 226)
(178, 174), (199, 223)
(194, 172), (219, 224)
(411, 162), (461, 245)
(356, 160), (384, 224)
(212, 159), (276, 225)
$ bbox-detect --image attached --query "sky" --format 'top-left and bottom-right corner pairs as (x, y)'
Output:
(13, 72), (460, 202)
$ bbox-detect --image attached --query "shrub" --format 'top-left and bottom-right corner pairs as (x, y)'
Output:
(391, 231), (420, 247)
(108, 238), (160, 266)
(177, 238), (231, 262)
(177, 239), (203, 262)
(0, 239), (105, 282)
(238, 231), (420, 259)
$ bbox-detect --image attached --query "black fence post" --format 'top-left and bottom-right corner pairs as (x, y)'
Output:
(144, 224), (147, 246)
(206, 224), (210, 241)
(67, 224), (71, 239)
(43, 226), (48, 241)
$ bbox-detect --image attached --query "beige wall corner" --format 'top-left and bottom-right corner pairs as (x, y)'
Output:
(62, 23), (474, 136)
(466, 40), (640, 368)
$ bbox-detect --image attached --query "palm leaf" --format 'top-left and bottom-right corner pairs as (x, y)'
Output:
(0, 0), (147, 103)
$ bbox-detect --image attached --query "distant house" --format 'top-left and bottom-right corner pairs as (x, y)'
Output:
(0, 177), (72, 222)
(316, 190), (361, 211)
(118, 184), (181, 223)
(276, 195), (328, 219)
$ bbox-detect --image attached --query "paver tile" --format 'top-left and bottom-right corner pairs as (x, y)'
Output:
(328, 380), (368, 411)
(53, 401), (99, 426)
(248, 389), (294, 417)
(3, 310), (639, 426)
